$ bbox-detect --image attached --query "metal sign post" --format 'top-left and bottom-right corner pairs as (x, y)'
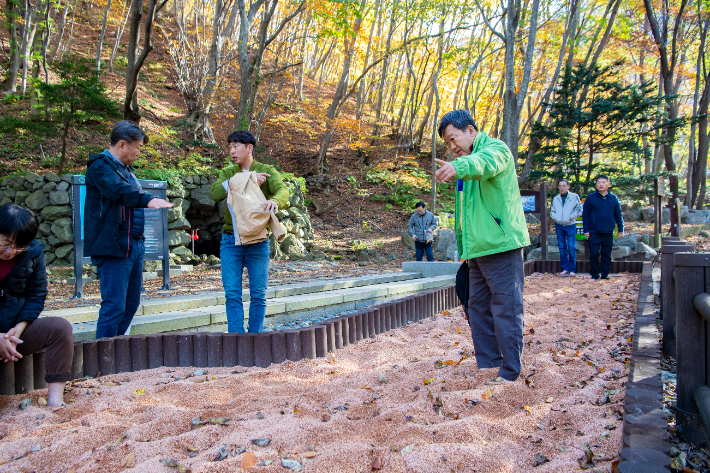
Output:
(520, 182), (548, 259)
(71, 176), (171, 298)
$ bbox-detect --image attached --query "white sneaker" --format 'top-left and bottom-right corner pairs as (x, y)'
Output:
(560, 270), (569, 276)
(569, 272), (576, 277)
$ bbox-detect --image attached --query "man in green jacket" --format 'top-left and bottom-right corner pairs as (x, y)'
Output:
(435, 110), (529, 383)
(210, 130), (290, 333)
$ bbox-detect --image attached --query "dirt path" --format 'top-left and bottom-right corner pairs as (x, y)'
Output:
(0, 273), (640, 472)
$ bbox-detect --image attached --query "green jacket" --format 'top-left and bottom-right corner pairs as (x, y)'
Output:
(210, 161), (290, 234)
(452, 131), (530, 259)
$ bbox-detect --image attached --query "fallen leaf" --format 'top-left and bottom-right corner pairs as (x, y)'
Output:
(103, 381), (118, 386)
(241, 451), (258, 468)
(545, 397), (554, 403)
(19, 399), (31, 410)
(481, 388), (492, 400)
(133, 389), (145, 396)
(259, 459), (273, 466)
(361, 385), (372, 390)
(120, 452), (135, 468)
(251, 437), (271, 447)
(454, 355), (467, 366)
(214, 445), (229, 462)
(281, 458), (303, 469)
(188, 369), (207, 377)
(533, 453), (550, 467)
(302, 451), (317, 459)
(322, 413), (331, 422)
(38, 397), (47, 406)
(400, 444), (415, 455)
(209, 417), (231, 425)
(241, 452), (257, 468)
(371, 456), (383, 470)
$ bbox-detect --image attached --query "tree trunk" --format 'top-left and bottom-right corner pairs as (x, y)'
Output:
(20, 0), (41, 95)
(63, 0), (79, 60)
(356, 0), (379, 120)
(642, 0), (690, 199)
(316, 0), (366, 172)
(370, 2), (396, 139)
(124, 0), (168, 122)
(517, 0), (576, 183)
(2, 0), (21, 92)
(430, 10), (444, 214)
(496, 0), (539, 163)
(48, 2), (68, 62)
(687, 20), (704, 206)
(109, 0), (132, 71)
(95, 0), (112, 70)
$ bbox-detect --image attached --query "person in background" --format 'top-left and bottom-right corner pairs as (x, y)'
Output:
(84, 121), (173, 339)
(210, 130), (290, 333)
(550, 179), (582, 277)
(408, 201), (437, 261)
(0, 204), (73, 406)
(434, 109), (529, 385)
(582, 175), (624, 280)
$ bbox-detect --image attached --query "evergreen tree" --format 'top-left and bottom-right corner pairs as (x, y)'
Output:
(0, 57), (121, 174)
(528, 61), (658, 195)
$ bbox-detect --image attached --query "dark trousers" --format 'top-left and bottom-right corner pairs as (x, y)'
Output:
(92, 238), (145, 338)
(467, 248), (525, 381)
(18, 317), (73, 383)
(415, 241), (434, 261)
(588, 232), (613, 279)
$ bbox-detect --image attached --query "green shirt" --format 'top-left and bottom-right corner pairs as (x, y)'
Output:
(452, 131), (530, 259)
(210, 161), (290, 235)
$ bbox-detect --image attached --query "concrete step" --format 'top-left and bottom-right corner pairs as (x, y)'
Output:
(42, 272), (423, 325)
(67, 273), (454, 341)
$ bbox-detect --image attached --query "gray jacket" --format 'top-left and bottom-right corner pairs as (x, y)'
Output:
(550, 192), (582, 226)
(408, 210), (437, 241)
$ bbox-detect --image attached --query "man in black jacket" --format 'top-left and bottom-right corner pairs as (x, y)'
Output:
(582, 175), (624, 280)
(84, 121), (172, 338)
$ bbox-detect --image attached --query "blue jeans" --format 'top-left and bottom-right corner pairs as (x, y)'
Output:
(555, 224), (577, 272)
(92, 238), (144, 339)
(415, 241), (434, 261)
(220, 234), (270, 333)
(467, 248), (525, 381)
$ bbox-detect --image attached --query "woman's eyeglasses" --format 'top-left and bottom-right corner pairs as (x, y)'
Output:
(0, 245), (28, 254)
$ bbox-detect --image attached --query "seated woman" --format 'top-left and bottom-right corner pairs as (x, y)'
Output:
(0, 203), (73, 406)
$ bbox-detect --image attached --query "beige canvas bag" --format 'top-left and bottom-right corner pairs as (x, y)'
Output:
(226, 171), (286, 245)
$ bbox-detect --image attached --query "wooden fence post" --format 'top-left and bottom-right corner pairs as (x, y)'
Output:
(673, 252), (710, 446)
(660, 243), (693, 357)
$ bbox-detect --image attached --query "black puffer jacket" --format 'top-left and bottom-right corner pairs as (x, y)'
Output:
(0, 241), (48, 333)
(84, 151), (155, 258)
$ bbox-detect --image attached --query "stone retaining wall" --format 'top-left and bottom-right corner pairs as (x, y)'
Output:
(0, 172), (315, 270)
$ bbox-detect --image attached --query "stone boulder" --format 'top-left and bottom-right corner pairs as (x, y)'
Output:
(611, 246), (631, 259)
(682, 211), (708, 225)
(168, 230), (191, 246)
(14, 190), (30, 205)
(168, 217), (191, 230)
(167, 197), (191, 222)
(55, 244), (74, 260)
(51, 218), (73, 243)
(280, 233), (304, 257)
(41, 206), (72, 219)
(635, 241), (657, 258)
(613, 233), (638, 248)
(401, 231), (415, 249)
(525, 213), (540, 224)
(622, 209), (642, 222)
(190, 186), (216, 211)
(25, 190), (49, 210)
(56, 181), (70, 192)
(49, 190), (70, 206)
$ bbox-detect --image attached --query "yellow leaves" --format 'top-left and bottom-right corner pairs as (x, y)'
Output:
(423, 378), (436, 385)
(522, 405), (531, 415)
(454, 355), (467, 366)
(481, 388), (492, 400)
(133, 389), (145, 397)
(456, 328), (460, 333)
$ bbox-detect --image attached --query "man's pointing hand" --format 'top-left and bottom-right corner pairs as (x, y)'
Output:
(434, 158), (457, 183)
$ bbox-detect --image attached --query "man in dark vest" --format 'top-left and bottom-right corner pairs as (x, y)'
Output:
(84, 121), (173, 338)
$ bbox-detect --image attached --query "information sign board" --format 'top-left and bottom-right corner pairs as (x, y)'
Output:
(71, 175), (170, 298)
